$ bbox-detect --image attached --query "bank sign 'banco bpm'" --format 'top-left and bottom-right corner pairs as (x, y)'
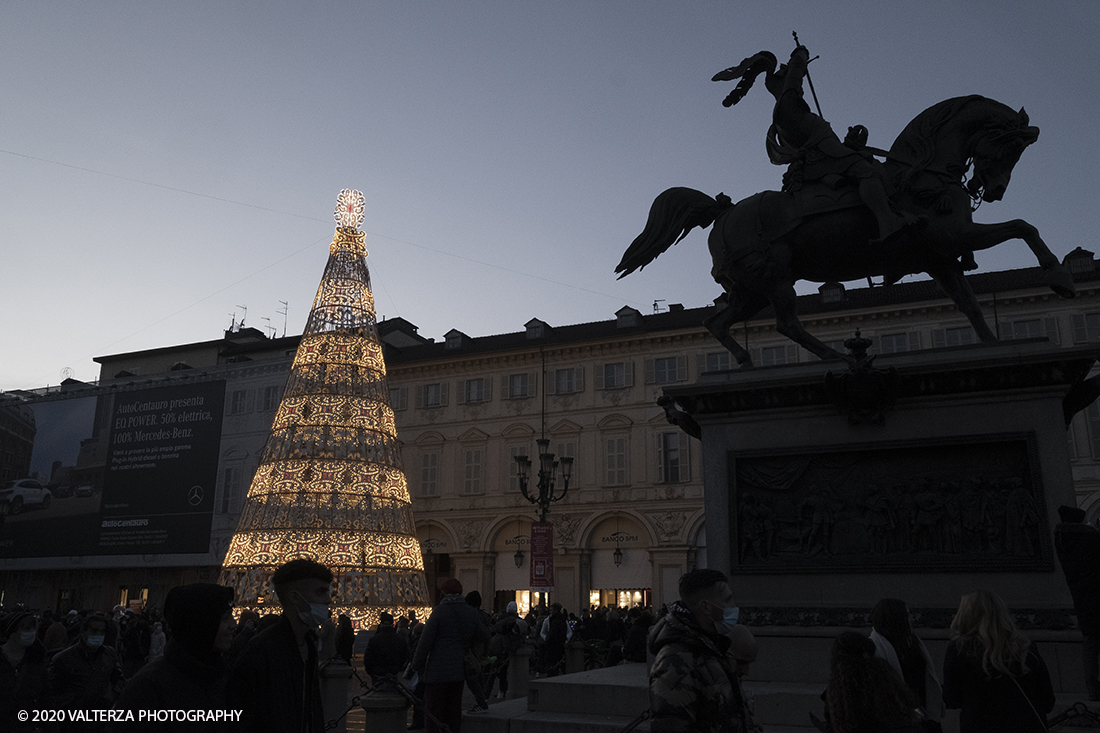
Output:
(0, 381), (225, 559)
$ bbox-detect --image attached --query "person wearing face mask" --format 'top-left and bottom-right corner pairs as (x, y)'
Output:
(47, 613), (125, 727)
(228, 558), (336, 733)
(1, 611), (49, 729)
(648, 569), (746, 733)
(112, 583), (236, 731)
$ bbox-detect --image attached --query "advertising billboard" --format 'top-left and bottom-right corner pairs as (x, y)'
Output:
(0, 380), (225, 558)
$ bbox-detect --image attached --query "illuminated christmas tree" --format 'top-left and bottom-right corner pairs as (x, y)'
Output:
(220, 189), (430, 627)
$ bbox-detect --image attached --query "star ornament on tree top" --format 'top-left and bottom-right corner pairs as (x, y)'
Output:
(334, 189), (365, 230)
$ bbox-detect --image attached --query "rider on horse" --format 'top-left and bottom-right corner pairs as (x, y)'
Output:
(768, 46), (921, 244)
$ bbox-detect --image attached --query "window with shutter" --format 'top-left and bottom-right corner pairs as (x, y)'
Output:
(657, 432), (681, 483)
(420, 452), (439, 496)
(229, 390), (247, 415)
(933, 326), (975, 348)
(705, 352), (732, 372)
(879, 332), (919, 354)
(463, 378), (486, 403)
(653, 357), (679, 384)
(262, 386), (281, 411)
(603, 363), (630, 389)
(605, 437), (628, 485)
(555, 441), (576, 484)
(507, 374), (529, 399)
(1043, 317), (1060, 344)
(221, 467), (241, 513)
(760, 346), (790, 366)
(424, 383), (444, 408)
(463, 449), (484, 494)
(555, 368), (579, 394)
(508, 444), (530, 492)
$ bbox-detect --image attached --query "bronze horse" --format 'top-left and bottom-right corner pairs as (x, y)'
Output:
(616, 95), (1075, 367)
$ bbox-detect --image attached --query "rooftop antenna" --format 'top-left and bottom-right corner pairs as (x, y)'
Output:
(261, 317), (276, 339)
(228, 311), (237, 331)
(653, 299), (666, 314)
(236, 304), (248, 328)
(277, 301), (289, 338)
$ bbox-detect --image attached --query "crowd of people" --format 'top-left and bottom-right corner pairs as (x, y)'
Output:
(0, 559), (337, 732)
(1, 524), (1096, 733)
(649, 568), (1058, 733)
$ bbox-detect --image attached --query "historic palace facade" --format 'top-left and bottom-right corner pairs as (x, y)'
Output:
(4, 250), (1100, 615)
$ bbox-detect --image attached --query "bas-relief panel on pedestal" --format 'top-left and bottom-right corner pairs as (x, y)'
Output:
(728, 434), (1052, 573)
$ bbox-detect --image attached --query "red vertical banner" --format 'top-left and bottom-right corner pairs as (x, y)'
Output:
(529, 521), (554, 591)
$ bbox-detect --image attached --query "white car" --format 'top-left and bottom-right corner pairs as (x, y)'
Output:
(0, 478), (52, 514)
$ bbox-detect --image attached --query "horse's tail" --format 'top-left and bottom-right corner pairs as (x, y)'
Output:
(616, 187), (731, 279)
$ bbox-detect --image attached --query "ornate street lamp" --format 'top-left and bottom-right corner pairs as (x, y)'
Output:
(514, 548), (525, 568)
(514, 438), (573, 522)
(613, 546), (623, 567)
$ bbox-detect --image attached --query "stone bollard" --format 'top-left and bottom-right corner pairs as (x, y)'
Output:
(319, 659), (355, 733)
(360, 686), (409, 733)
(507, 646), (532, 700)
(565, 638), (586, 674)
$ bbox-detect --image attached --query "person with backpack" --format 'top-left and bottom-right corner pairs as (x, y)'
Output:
(489, 602), (528, 698)
(539, 604), (571, 677)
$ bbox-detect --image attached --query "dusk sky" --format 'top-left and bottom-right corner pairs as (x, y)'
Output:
(2, 2), (1097, 391)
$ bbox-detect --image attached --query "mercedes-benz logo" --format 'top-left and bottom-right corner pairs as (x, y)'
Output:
(187, 486), (204, 506)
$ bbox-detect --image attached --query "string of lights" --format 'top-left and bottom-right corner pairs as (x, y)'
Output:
(219, 190), (432, 627)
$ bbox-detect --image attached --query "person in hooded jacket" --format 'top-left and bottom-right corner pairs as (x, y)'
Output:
(364, 611), (409, 681)
(405, 578), (489, 733)
(111, 583), (235, 732)
(648, 569), (745, 733)
(1, 611), (49, 730)
(146, 621), (167, 662)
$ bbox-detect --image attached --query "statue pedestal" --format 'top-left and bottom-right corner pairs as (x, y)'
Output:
(666, 340), (1095, 620)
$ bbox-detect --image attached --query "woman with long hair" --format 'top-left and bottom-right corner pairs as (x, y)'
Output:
(869, 598), (944, 730)
(943, 590), (1054, 732)
(825, 631), (924, 733)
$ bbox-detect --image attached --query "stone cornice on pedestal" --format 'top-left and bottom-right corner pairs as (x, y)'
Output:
(666, 341), (1099, 418)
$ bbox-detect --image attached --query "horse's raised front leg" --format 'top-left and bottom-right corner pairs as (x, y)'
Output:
(769, 282), (843, 361)
(960, 219), (1075, 298)
(929, 266), (998, 342)
(703, 287), (769, 368)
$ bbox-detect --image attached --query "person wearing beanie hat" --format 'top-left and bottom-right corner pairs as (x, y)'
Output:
(489, 601), (528, 700)
(1, 611), (49, 730)
(113, 583), (235, 730)
(1054, 504), (1100, 700)
(227, 557), (334, 733)
(406, 579), (490, 732)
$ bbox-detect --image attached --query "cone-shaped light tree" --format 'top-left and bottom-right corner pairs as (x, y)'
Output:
(220, 189), (431, 627)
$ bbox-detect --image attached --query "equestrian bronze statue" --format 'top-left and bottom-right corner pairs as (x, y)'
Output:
(616, 45), (1075, 367)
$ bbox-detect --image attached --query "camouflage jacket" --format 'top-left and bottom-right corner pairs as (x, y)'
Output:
(648, 602), (743, 733)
